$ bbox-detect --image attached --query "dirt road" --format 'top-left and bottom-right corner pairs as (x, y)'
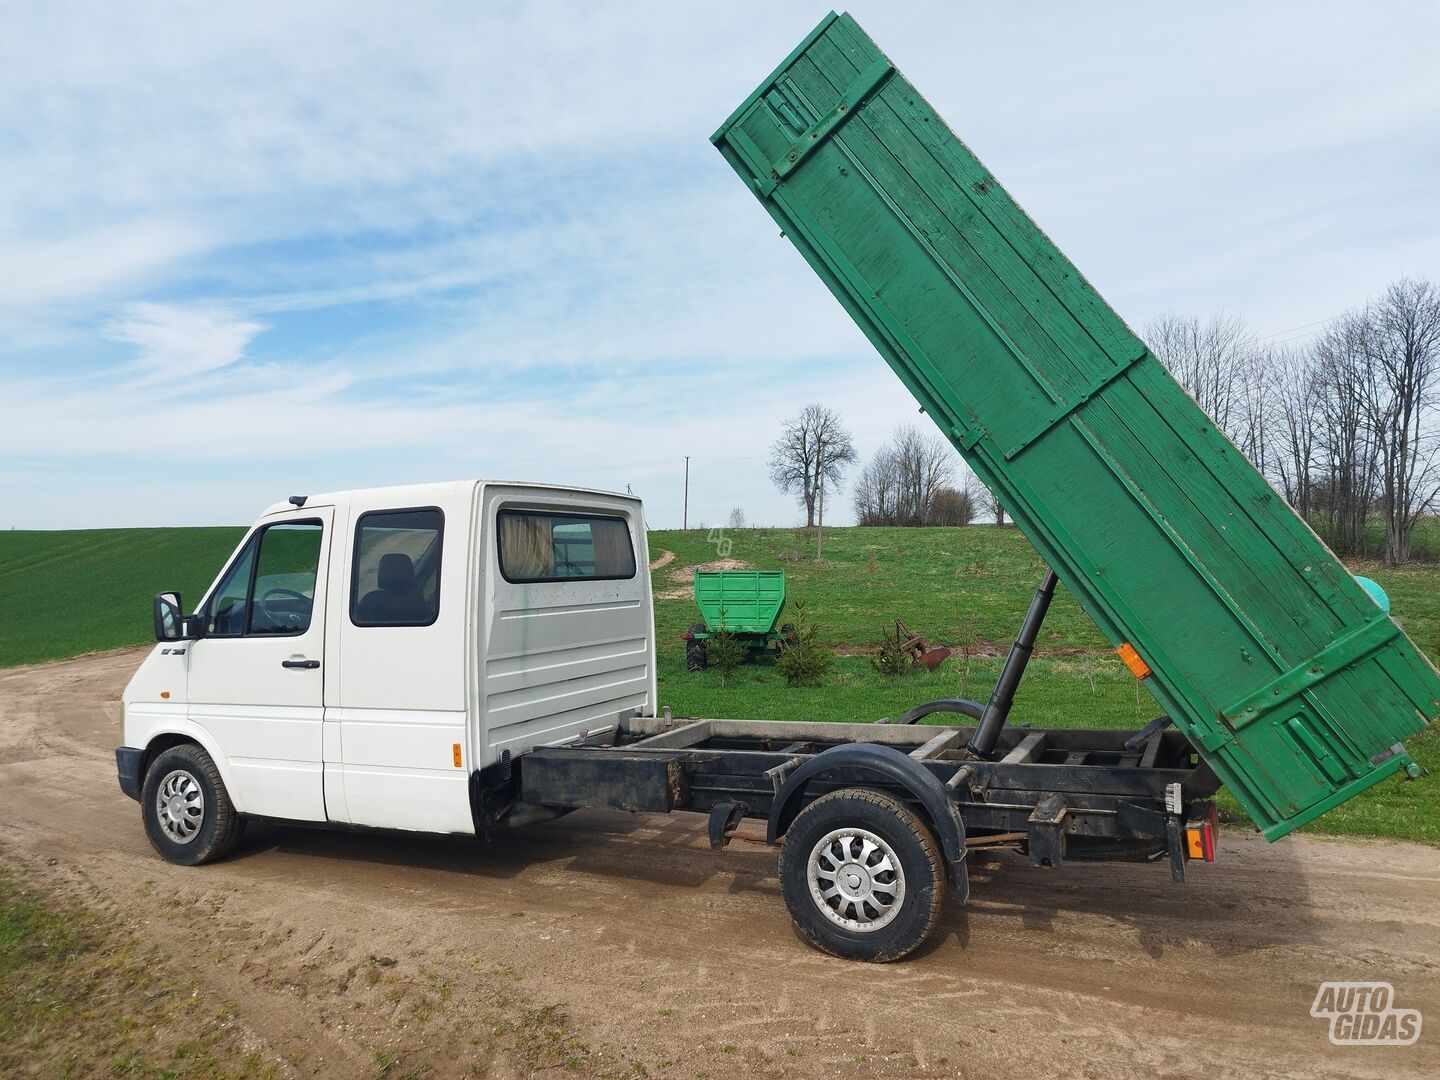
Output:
(2, 649), (1437, 1078)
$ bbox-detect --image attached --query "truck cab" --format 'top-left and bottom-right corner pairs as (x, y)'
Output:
(118, 480), (655, 862)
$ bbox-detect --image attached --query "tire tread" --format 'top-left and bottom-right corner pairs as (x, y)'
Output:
(778, 788), (945, 962)
(141, 743), (243, 866)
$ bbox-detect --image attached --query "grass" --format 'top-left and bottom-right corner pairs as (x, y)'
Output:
(0, 859), (598, 1078)
(2, 522), (1439, 843)
(0, 864), (273, 1078)
(2, 527), (244, 667)
(645, 524), (1440, 845)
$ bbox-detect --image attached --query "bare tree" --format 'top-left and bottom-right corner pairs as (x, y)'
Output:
(974, 479), (1006, 526)
(1147, 281), (1439, 564)
(930, 486), (976, 527)
(1148, 312), (1274, 468)
(1312, 312), (1382, 556)
(852, 425), (958, 525)
(1362, 278), (1440, 563)
(891, 426), (956, 525)
(852, 451), (900, 526)
(1271, 345), (1320, 520)
(768, 404), (857, 528)
(727, 506), (746, 529)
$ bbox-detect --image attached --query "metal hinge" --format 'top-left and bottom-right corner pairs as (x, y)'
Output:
(771, 58), (894, 181)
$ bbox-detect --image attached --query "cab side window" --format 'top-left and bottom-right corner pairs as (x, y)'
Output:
(249, 523), (323, 634)
(205, 521), (323, 637)
(351, 508), (444, 627)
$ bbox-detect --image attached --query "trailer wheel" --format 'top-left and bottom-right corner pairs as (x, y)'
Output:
(685, 624), (708, 671)
(141, 743), (245, 866)
(778, 788), (945, 962)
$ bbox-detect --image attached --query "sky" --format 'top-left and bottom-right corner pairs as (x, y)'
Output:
(2, 1), (1438, 530)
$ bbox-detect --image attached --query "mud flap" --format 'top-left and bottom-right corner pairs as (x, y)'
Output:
(707, 800), (749, 849)
(1167, 816), (1186, 884)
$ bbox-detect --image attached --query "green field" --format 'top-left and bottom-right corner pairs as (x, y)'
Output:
(3, 524), (1438, 842)
(3, 528), (245, 667)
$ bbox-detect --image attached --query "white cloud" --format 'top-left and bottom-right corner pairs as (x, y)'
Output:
(0, 1), (1437, 528)
(0, 219), (211, 349)
(106, 303), (267, 377)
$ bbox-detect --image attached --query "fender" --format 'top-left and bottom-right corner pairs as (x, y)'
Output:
(126, 714), (250, 814)
(767, 743), (968, 895)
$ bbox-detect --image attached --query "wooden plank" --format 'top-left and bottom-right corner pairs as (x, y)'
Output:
(801, 74), (1304, 664)
(821, 16), (1139, 362)
(522, 751), (687, 813)
(1000, 732), (1047, 765)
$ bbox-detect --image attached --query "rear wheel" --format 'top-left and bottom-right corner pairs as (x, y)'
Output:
(141, 743), (245, 866)
(778, 788), (945, 962)
(685, 624), (708, 671)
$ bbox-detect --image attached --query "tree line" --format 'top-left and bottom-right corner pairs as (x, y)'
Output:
(766, 276), (1440, 564)
(1148, 277), (1440, 563)
(767, 406), (999, 530)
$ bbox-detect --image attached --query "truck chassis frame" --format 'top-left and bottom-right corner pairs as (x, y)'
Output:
(483, 569), (1223, 956)
(515, 713), (1219, 873)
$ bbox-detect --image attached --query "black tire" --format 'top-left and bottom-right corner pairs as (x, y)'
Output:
(778, 788), (945, 962)
(685, 624), (708, 671)
(141, 743), (245, 866)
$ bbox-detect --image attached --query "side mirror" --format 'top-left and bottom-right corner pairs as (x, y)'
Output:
(153, 592), (188, 641)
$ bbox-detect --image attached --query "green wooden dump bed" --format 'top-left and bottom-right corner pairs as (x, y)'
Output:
(694, 570), (786, 637)
(712, 11), (1439, 839)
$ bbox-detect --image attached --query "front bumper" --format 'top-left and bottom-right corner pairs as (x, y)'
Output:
(116, 747), (144, 801)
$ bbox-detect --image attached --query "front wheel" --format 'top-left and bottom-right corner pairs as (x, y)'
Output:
(141, 743), (245, 866)
(778, 788), (945, 962)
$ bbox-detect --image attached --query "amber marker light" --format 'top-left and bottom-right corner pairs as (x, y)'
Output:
(1116, 642), (1152, 680)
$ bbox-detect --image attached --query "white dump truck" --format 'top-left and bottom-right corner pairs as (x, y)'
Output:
(114, 10), (1433, 962)
(119, 478), (1228, 962)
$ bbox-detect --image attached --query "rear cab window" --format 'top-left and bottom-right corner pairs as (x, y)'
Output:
(350, 508), (444, 626)
(497, 510), (635, 583)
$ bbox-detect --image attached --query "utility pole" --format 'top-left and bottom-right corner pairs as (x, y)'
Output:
(683, 456), (690, 531)
(815, 445), (825, 561)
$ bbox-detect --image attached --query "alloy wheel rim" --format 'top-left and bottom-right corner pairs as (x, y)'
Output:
(155, 769), (204, 844)
(806, 826), (905, 932)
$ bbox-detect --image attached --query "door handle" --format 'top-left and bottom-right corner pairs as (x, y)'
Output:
(282, 658), (320, 670)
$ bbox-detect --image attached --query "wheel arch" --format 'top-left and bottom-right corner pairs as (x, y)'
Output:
(767, 743), (968, 895)
(136, 725), (247, 813)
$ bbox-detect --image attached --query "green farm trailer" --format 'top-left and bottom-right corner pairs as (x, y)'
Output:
(684, 569), (788, 670)
(710, 11), (1439, 842)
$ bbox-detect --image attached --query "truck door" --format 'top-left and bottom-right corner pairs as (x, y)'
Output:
(186, 507), (333, 821)
(328, 501), (474, 834)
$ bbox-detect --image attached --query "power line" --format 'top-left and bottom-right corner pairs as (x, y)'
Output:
(1254, 312), (1345, 343)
